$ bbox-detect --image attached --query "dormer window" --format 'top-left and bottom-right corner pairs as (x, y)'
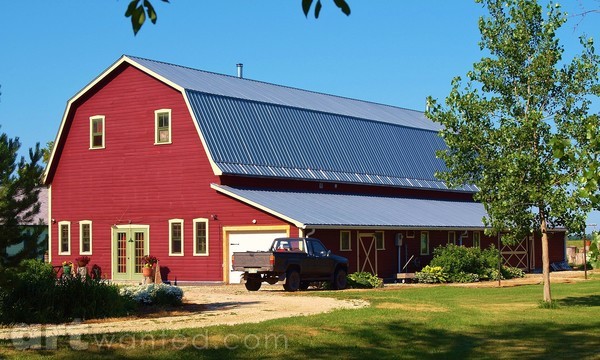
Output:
(155, 109), (171, 144)
(90, 116), (105, 149)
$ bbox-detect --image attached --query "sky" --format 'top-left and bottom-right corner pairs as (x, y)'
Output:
(0, 0), (599, 229)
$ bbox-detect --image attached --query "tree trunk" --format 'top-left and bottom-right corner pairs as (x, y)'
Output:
(540, 216), (552, 302)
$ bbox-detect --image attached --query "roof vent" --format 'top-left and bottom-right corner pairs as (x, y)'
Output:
(236, 63), (243, 78)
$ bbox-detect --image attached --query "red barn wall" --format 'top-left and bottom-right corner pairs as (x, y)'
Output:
(49, 64), (290, 282)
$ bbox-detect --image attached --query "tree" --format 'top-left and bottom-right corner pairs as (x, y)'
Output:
(0, 131), (44, 268)
(427, 0), (600, 303)
(125, 0), (351, 35)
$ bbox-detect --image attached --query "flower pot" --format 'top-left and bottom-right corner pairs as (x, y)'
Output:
(142, 267), (153, 277)
(63, 265), (72, 275)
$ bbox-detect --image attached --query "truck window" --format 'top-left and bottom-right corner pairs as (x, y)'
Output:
(310, 240), (328, 257)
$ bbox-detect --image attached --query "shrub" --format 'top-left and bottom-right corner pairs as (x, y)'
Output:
(415, 266), (448, 284)
(450, 272), (480, 283)
(430, 244), (486, 276)
(501, 266), (525, 279)
(120, 283), (184, 306)
(0, 260), (134, 324)
(346, 272), (383, 289)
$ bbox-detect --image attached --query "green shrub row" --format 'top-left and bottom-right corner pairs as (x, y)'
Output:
(415, 244), (526, 284)
(0, 260), (135, 324)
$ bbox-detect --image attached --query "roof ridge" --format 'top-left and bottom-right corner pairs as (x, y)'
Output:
(125, 55), (427, 115)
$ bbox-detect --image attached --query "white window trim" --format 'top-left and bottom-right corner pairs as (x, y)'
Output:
(58, 221), (71, 256)
(79, 220), (93, 255)
(169, 218), (184, 256)
(375, 231), (385, 250)
(193, 218), (209, 256)
(154, 109), (172, 145)
(89, 115), (105, 149)
(448, 231), (456, 245)
(473, 231), (481, 248)
(420, 231), (429, 256)
(340, 230), (352, 251)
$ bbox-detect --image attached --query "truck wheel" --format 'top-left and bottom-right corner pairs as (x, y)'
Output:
(245, 279), (262, 291)
(299, 281), (310, 291)
(283, 269), (300, 292)
(332, 268), (347, 290)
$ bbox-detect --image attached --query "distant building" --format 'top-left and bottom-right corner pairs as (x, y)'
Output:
(43, 56), (566, 282)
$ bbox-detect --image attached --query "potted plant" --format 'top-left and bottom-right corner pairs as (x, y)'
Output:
(75, 255), (91, 267)
(62, 261), (73, 275)
(142, 255), (158, 277)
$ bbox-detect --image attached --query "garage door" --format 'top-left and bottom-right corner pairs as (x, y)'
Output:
(227, 229), (288, 284)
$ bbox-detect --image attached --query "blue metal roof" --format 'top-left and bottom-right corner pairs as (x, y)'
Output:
(125, 55), (477, 192)
(212, 185), (488, 228)
(188, 92), (476, 191)
(127, 55), (441, 131)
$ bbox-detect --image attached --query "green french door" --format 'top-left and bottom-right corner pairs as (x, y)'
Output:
(112, 226), (149, 280)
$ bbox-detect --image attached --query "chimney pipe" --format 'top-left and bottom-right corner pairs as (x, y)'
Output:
(236, 63), (243, 78)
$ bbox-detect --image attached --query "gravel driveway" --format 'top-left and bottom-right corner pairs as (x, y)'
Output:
(0, 284), (369, 340)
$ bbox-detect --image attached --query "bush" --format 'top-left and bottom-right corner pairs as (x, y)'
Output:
(346, 272), (383, 289)
(415, 266), (448, 284)
(0, 260), (134, 324)
(501, 266), (525, 279)
(450, 272), (480, 283)
(120, 283), (184, 306)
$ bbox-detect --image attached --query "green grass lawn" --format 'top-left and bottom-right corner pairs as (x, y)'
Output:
(2, 279), (599, 359)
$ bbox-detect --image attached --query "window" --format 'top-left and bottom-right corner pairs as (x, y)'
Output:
(193, 218), (209, 256)
(448, 231), (456, 245)
(58, 221), (71, 255)
(473, 231), (481, 249)
(310, 240), (328, 257)
(340, 231), (351, 251)
(90, 116), (105, 149)
(155, 109), (171, 144)
(406, 230), (415, 238)
(169, 219), (184, 256)
(79, 221), (92, 255)
(375, 231), (385, 250)
(420, 231), (429, 255)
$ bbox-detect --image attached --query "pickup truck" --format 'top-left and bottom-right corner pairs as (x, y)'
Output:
(231, 237), (349, 292)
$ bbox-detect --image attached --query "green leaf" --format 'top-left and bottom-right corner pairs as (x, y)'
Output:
(125, 0), (139, 17)
(333, 0), (351, 16)
(144, 0), (157, 24)
(315, 0), (322, 18)
(302, 0), (313, 17)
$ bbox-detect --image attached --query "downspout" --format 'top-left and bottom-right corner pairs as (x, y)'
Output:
(305, 228), (316, 238)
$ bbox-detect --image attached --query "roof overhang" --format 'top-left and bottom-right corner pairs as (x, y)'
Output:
(211, 184), (490, 230)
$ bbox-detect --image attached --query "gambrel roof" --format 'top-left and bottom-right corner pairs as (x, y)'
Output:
(45, 55), (477, 193)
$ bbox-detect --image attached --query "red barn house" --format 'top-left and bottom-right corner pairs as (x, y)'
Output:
(43, 55), (567, 283)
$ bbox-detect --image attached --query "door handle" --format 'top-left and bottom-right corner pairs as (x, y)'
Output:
(230, 243), (239, 246)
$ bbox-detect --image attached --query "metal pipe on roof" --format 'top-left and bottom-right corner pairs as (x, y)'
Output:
(236, 63), (243, 78)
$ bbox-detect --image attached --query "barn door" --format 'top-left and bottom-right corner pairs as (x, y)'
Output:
(357, 233), (378, 275)
(112, 226), (149, 280)
(501, 236), (529, 270)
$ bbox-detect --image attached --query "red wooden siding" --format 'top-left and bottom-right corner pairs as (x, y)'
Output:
(49, 64), (290, 282)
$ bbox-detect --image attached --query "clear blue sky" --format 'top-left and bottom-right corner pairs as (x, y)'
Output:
(0, 1), (598, 229)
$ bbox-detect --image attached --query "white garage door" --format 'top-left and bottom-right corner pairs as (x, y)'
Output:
(228, 230), (288, 284)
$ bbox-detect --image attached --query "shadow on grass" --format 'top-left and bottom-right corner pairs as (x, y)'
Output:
(558, 294), (600, 307)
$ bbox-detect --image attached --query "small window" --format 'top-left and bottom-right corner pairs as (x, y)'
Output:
(79, 221), (92, 255)
(420, 231), (429, 255)
(406, 230), (415, 238)
(473, 231), (481, 249)
(340, 231), (351, 251)
(448, 231), (456, 245)
(193, 218), (209, 256)
(375, 231), (385, 250)
(58, 221), (71, 255)
(169, 219), (184, 256)
(155, 109), (172, 144)
(90, 116), (105, 149)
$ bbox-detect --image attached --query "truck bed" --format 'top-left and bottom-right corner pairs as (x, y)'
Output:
(232, 251), (273, 272)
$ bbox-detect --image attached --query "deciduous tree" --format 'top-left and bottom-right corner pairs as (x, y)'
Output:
(427, 0), (600, 303)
